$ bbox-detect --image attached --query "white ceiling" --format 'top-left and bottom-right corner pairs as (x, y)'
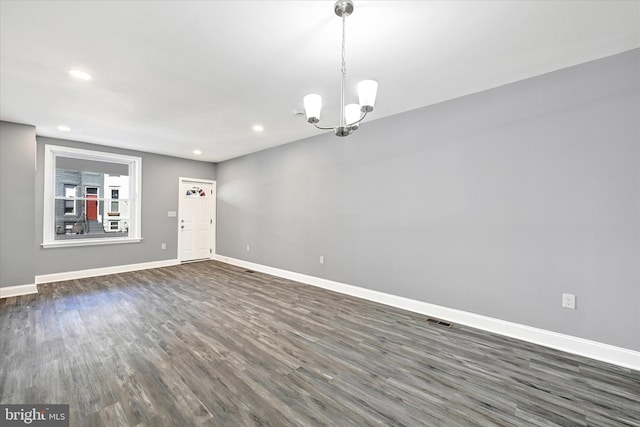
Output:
(1, 1), (638, 162)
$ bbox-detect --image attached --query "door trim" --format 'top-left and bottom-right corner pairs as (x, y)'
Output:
(177, 177), (216, 262)
(85, 186), (99, 221)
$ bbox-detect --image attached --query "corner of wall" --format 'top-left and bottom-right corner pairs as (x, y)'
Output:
(0, 121), (37, 289)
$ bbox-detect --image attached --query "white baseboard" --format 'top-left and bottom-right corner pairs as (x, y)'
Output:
(213, 254), (640, 371)
(0, 283), (38, 299)
(35, 259), (180, 284)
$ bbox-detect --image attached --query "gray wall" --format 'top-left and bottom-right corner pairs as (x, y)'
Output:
(216, 49), (640, 351)
(0, 122), (36, 288)
(35, 137), (216, 275)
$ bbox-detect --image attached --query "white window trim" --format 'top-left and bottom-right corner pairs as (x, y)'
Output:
(42, 144), (142, 248)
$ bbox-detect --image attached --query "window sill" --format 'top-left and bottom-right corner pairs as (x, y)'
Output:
(41, 237), (143, 249)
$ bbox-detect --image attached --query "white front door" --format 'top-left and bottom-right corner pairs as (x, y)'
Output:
(179, 180), (215, 262)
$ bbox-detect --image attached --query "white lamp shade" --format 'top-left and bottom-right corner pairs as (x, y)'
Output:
(303, 94), (322, 122)
(357, 80), (378, 110)
(345, 104), (362, 126)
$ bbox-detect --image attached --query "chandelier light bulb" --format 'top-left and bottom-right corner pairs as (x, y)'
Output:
(345, 104), (362, 126)
(303, 94), (322, 123)
(357, 80), (378, 112)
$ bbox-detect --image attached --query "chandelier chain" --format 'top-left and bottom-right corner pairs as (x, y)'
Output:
(339, 14), (347, 128)
(341, 15), (347, 76)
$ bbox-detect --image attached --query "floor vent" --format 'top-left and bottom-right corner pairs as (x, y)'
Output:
(244, 270), (255, 274)
(426, 317), (453, 328)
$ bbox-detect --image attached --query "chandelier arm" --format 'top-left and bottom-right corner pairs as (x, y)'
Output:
(312, 110), (368, 131)
(312, 122), (341, 131)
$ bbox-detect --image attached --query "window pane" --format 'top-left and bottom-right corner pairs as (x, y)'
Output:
(64, 199), (75, 214)
(54, 199), (130, 240)
(64, 184), (76, 198)
(55, 163), (128, 199)
(56, 157), (129, 175)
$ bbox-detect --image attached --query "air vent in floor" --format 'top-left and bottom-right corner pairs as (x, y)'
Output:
(426, 317), (453, 328)
(244, 270), (254, 274)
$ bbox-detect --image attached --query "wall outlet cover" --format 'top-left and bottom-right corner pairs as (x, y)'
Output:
(562, 293), (576, 309)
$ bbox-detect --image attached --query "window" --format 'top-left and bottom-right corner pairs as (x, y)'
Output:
(43, 144), (142, 248)
(110, 189), (119, 212)
(63, 184), (76, 215)
(186, 186), (207, 197)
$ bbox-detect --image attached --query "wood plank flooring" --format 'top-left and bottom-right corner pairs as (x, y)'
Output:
(1, 261), (639, 426)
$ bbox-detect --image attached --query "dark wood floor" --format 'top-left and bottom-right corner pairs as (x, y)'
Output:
(1, 261), (638, 426)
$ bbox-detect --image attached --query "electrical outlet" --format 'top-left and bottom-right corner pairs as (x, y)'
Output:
(319, 255), (324, 264)
(562, 293), (576, 309)
(161, 243), (166, 250)
(246, 244), (250, 252)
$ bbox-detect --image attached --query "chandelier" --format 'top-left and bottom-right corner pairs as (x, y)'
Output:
(303, 0), (378, 137)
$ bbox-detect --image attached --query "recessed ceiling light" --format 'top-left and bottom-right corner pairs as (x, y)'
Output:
(68, 69), (92, 81)
(193, 150), (202, 155)
(57, 125), (71, 132)
(252, 124), (264, 132)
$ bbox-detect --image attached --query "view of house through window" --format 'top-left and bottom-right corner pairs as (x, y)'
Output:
(43, 145), (142, 247)
(55, 166), (130, 239)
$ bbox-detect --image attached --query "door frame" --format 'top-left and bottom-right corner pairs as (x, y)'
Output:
(85, 186), (99, 221)
(177, 177), (216, 262)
